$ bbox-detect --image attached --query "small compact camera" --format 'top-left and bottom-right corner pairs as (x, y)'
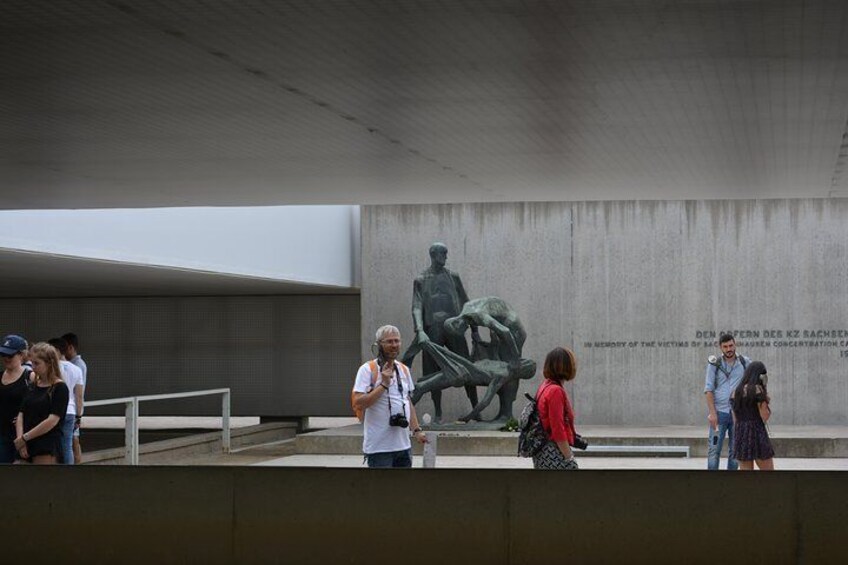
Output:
(571, 434), (589, 450)
(389, 413), (409, 428)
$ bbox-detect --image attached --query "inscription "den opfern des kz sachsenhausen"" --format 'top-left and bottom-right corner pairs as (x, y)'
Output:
(584, 329), (848, 358)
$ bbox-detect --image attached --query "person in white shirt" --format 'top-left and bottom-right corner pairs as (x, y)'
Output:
(352, 325), (427, 467)
(48, 338), (84, 465)
(61, 333), (87, 464)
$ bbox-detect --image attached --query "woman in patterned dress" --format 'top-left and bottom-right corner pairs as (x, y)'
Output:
(532, 347), (579, 470)
(731, 361), (774, 471)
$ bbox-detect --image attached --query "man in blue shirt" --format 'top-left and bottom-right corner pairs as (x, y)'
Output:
(703, 333), (749, 470)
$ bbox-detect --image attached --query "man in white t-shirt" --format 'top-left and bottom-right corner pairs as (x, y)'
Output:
(62, 333), (87, 464)
(48, 338), (84, 465)
(352, 325), (427, 467)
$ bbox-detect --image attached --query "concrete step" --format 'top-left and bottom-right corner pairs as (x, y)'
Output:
(84, 422), (298, 465)
(232, 438), (298, 457)
(295, 424), (848, 458)
(173, 439), (299, 466)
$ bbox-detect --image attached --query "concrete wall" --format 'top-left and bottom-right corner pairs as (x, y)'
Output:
(362, 200), (848, 424)
(0, 294), (360, 417)
(3, 466), (844, 564)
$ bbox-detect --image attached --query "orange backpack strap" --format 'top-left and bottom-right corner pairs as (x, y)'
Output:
(368, 360), (379, 387)
(352, 360), (381, 422)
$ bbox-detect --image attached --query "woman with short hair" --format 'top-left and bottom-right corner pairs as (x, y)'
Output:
(533, 346), (580, 470)
(14, 342), (69, 464)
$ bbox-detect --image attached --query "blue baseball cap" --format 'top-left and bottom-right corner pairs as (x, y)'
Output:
(0, 335), (27, 356)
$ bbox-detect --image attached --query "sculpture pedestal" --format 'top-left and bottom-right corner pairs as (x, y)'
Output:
(422, 419), (510, 432)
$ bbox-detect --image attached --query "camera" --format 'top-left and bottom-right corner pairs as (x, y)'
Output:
(571, 434), (589, 450)
(389, 413), (409, 428)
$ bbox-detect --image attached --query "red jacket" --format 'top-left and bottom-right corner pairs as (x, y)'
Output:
(536, 380), (576, 444)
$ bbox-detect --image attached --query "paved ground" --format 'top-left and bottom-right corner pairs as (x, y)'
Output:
(259, 418), (848, 470)
(252, 453), (848, 470)
(84, 416), (848, 440)
(84, 416), (848, 470)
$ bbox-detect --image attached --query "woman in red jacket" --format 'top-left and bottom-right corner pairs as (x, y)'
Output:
(533, 346), (579, 470)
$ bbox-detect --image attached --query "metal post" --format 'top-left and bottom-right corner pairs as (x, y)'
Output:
(124, 399), (138, 465)
(221, 389), (231, 453)
(423, 432), (437, 468)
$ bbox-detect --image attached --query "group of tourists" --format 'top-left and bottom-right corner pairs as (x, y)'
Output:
(0, 334), (87, 465)
(353, 242), (583, 469)
(353, 326), (774, 471)
(352, 323), (582, 470)
(354, 243), (775, 471)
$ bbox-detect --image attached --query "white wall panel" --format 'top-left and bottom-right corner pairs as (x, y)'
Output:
(0, 206), (360, 288)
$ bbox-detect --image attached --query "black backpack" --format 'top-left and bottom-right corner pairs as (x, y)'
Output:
(713, 355), (748, 379)
(517, 391), (548, 458)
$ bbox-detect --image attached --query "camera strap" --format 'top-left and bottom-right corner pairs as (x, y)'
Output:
(384, 363), (406, 418)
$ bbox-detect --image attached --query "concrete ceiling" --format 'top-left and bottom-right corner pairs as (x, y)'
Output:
(3, 0), (848, 210)
(0, 249), (355, 297)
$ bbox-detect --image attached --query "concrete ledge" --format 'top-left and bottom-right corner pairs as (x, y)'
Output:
(84, 422), (297, 465)
(297, 425), (848, 458)
(584, 444), (690, 457)
(2, 466), (844, 564)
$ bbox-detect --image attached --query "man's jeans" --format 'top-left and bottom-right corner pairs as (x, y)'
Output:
(707, 411), (737, 470)
(61, 414), (75, 465)
(366, 449), (412, 468)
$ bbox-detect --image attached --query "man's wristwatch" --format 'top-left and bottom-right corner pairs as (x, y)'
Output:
(412, 427), (423, 434)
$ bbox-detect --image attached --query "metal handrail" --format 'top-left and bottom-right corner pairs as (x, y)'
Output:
(85, 396), (138, 464)
(85, 388), (231, 465)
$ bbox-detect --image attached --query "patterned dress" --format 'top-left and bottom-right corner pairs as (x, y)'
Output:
(532, 440), (579, 470)
(732, 385), (774, 461)
(532, 381), (579, 470)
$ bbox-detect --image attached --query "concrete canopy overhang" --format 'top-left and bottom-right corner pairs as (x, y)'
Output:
(0, 247), (356, 297)
(4, 0), (848, 210)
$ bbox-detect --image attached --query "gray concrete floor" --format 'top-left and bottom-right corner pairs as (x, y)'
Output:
(84, 416), (848, 470)
(258, 418), (848, 470)
(252, 454), (848, 470)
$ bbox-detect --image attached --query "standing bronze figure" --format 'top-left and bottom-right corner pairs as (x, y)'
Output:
(401, 243), (479, 423)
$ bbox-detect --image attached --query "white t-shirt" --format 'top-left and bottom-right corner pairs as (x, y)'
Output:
(69, 355), (87, 388)
(60, 360), (83, 416)
(353, 360), (415, 455)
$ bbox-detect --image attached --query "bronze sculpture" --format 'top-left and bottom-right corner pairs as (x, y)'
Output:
(411, 296), (532, 423)
(410, 340), (536, 423)
(401, 243), (479, 423)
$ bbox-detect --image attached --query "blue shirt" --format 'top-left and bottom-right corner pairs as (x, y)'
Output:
(703, 356), (749, 413)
